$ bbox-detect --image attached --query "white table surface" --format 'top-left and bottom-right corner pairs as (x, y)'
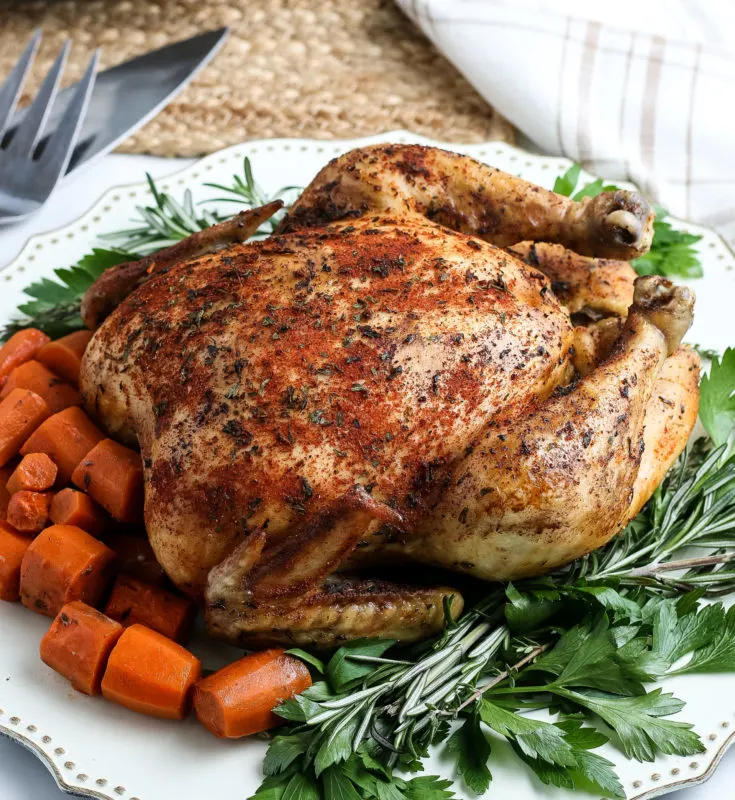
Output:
(0, 153), (732, 799)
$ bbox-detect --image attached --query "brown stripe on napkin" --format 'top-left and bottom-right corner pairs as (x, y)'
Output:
(639, 35), (665, 193)
(576, 21), (601, 172)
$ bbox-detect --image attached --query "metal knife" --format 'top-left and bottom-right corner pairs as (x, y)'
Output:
(9, 28), (229, 176)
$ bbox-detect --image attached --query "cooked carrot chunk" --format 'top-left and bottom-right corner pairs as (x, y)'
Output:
(36, 330), (94, 387)
(0, 389), (50, 467)
(0, 329), (50, 389)
(104, 574), (195, 643)
(20, 524), (116, 617)
(72, 439), (143, 524)
(40, 601), (123, 695)
(50, 488), (107, 536)
(101, 624), (201, 719)
(6, 453), (58, 494)
(0, 462), (17, 517)
(21, 407), (104, 484)
(0, 361), (81, 414)
(193, 649), (312, 738)
(0, 520), (31, 601)
(6, 491), (53, 534)
(104, 533), (167, 586)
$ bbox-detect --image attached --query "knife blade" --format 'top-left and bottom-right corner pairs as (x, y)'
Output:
(10, 28), (229, 176)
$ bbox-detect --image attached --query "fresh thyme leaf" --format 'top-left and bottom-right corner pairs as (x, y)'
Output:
(263, 733), (309, 776)
(699, 347), (735, 447)
(445, 714), (492, 793)
(553, 688), (704, 762)
(326, 639), (396, 693)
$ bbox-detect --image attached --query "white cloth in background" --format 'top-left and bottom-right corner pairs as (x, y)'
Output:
(396, 0), (735, 246)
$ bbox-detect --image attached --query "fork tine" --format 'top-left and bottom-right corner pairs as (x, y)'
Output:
(6, 39), (70, 158)
(40, 50), (100, 167)
(0, 29), (41, 136)
(38, 50), (98, 178)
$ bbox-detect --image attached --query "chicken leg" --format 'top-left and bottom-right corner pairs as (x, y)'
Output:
(281, 144), (654, 259)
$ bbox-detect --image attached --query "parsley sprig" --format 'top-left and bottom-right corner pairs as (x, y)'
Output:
(554, 163), (704, 278)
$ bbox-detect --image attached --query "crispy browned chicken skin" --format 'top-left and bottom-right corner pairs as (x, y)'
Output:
(80, 145), (698, 648)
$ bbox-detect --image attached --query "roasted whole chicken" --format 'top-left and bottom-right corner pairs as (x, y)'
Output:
(79, 146), (699, 647)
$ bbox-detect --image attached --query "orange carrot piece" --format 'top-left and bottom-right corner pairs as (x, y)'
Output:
(36, 330), (94, 387)
(104, 574), (195, 643)
(0, 389), (50, 467)
(104, 533), (167, 586)
(20, 406), (104, 484)
(0, 360), (81, 414)
(6, 452), (58, 494)
(6, 490), (53, 534)
(193, 649), (312, 738)
(101, 624), (201, 719)
(40, 601), (123, 695)
(0, 462), (17, 517)
(50, 488), (107, 536)
(20, 524), (116, 617)
(72, 439), (143, 524)
(0, 520), (31, 601)
(0, 329), (50, 389)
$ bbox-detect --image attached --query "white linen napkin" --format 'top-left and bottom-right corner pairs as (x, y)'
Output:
(396, 0), (735, 247)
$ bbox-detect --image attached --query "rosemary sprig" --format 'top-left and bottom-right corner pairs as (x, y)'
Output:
(100, 158), (295, 255)
(98, 174), (220, 256)
(1, 159), (300, 340)
(566, 439), (735, 590)
(202, 156), (298, 235)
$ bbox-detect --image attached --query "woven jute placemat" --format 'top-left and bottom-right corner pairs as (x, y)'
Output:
(0, 0), (515, 157)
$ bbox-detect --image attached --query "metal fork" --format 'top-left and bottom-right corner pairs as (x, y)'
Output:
(0, 31), (98, 223)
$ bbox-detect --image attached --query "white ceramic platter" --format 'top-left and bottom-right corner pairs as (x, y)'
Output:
(0, 132), (733, 800)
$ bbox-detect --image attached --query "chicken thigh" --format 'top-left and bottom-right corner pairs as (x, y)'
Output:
(80, 145), (699, 648)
